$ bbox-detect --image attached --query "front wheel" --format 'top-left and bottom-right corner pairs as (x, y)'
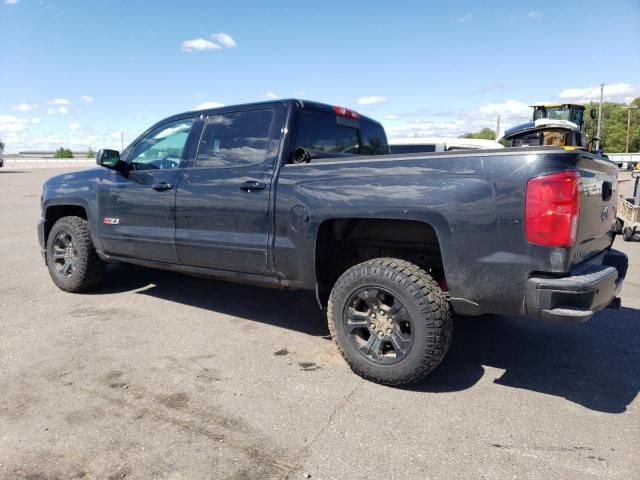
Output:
(613, 218), (624, 235)
(328, 258), (452, 386)
(46, 216), (105, 292)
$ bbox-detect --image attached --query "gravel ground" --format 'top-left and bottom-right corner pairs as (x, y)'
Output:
(0, 168), (638, 480)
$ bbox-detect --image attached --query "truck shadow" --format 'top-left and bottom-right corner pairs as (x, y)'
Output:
(410, 309), (640, 414)
(96, 265), (639, 414)
(95, 265), (329, 337)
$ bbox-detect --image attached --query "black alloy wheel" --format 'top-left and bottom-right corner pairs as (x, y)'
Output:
(344, 286), (414, 365)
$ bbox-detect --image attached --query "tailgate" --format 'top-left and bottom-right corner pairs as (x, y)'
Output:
(569, 154), (618, 268)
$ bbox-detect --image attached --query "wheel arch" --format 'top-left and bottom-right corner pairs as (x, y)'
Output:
(314, 216), (451, 307)
(43, 202), (90, 246)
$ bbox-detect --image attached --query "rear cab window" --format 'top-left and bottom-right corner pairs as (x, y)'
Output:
(294, 107), (389, 159)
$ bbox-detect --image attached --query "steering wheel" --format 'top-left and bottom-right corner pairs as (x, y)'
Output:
(148, 157), (180, 169)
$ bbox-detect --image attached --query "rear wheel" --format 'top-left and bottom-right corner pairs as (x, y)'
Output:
(46, 216), (105, 292)
(328, 258), (452, 385)
(622, 226), (635, 242)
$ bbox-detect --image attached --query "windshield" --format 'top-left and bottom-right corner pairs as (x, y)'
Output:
(534, 106), (583, 126)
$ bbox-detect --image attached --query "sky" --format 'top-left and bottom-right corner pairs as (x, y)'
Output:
(1, 0), (639, 153)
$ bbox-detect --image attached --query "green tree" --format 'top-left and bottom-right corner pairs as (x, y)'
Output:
(0, 137), (5, 153)
(460, 127), (496, 140)
(581, 97), (640, 152)
(54, 147), (74, 159)
(87, 147), (95, 158)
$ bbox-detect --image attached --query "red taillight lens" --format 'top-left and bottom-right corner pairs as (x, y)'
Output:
(333, 106), (360, 120)
(525, 171), (580, 248)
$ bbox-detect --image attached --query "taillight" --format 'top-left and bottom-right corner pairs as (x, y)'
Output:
(525, 171), (580, 248)
(333, 106), (360, 120)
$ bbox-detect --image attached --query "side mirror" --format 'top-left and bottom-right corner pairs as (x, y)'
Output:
(96, 149), (123, 170)
(590, 108), (597, 120)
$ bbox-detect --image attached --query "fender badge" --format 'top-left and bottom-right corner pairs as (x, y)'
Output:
(103, 217), (120, 225)
(600, 206), (609, 222)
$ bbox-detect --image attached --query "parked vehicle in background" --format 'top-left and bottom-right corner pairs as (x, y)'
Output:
(616, 169), (640, 241)
(607, 153), (640, 170)
(38, 99), (628, 386)
(389, 137), (503, 154)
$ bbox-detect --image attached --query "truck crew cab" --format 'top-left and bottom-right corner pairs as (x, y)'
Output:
(39, 99), (628, 385)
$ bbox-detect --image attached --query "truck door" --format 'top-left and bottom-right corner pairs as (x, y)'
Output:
(175, 105), (285, 274)
(98, 117), (196, 263)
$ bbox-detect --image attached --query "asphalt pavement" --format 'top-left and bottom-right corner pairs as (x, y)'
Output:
(0, 168), (638, 480)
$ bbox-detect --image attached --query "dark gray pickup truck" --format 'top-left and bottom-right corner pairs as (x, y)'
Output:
(39, 99), (628, 385)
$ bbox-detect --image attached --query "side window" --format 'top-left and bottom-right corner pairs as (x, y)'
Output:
(129, 119), (194, 170)
(196, 109), (274, 168)
(360, 120), (389, 155)
(295, 109), (359, 154)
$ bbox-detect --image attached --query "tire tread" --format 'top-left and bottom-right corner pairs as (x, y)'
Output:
(328, 257), (452, 385)
(47, 216), (104, 292)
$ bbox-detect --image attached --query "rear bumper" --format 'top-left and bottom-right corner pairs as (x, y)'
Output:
(525, 249), (628, 322)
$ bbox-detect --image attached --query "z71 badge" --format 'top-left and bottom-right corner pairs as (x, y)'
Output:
(103, 217), (120, 225)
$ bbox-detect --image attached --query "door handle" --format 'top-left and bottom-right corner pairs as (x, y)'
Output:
(152, 181), (173, 191)
(239, 180), (266, 192)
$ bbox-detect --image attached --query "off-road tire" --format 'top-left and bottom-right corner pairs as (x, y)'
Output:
(622, 226), (635, 242)
(613, 218), (624, 235)
(328, 258), (452, 385)
(46, 216), (105, 292)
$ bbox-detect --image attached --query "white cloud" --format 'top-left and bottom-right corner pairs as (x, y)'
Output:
(81, 95), (94, 103)
(182, 38), (221, 52)
(211, 32), (236, 48)
(69, 123), (80, 131)
(294, 90), (305, 96)
(12, 102), (38, 111)
(386, 120), (468, 139)
(357, 96), (388, 106)
(383, 99), (533, 140)
(194, 101), (225, 110)
(31, 117), (41, 124)
(182, 32), (237, 52)
(558, 83), (640, 103)
(0, 115), (29, 132)
(264, 92), (278, 99)
(47, 97), (71, 106)
(478, 99), (530, 117)
(457, 13), (472, 23)
(47, 106), (69, 115)
(5, 0), (19, 5)
(528, 11), (542, 20)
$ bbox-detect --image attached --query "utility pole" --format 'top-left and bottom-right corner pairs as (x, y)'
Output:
(625, 105), (639, 153)
(496, 115), (501, 140)
(595, 83), (604, 151)
(120, 130), (124, 151)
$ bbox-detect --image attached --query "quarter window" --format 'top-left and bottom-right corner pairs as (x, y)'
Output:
(196, 110), (274, 168)
(129, 119), (194, 170)
(360, 121), (389, 155)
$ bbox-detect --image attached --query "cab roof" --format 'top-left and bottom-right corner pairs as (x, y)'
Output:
(184, 98), (384, 127)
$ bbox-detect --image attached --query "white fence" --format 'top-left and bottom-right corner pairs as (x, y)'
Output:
(2, 156), (95, 169)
